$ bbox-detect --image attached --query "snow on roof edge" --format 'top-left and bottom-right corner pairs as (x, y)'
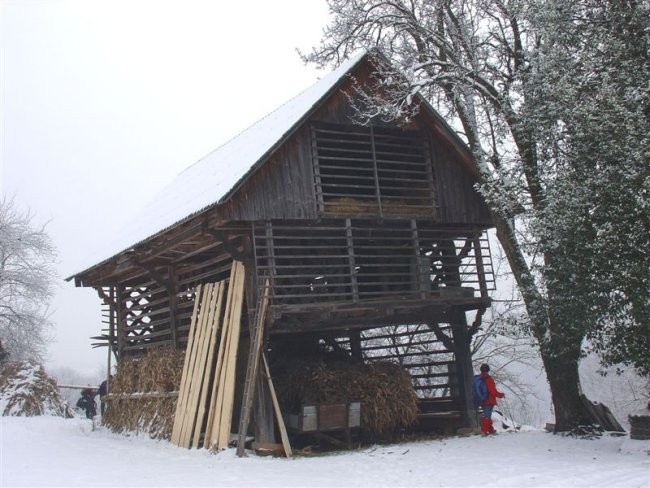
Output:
(67, 52), (369, 282)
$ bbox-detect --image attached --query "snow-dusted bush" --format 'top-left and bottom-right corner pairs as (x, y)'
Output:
(0, 361), (72, 417)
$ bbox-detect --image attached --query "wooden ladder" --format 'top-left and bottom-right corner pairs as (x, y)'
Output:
(236, 278), (270, 456)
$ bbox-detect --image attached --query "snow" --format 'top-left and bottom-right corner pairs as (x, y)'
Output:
(68, 53), (367, 280)
(2, 416), (648, 487)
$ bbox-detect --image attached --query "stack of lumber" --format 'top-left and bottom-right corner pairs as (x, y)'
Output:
(170, 261), (245, 450)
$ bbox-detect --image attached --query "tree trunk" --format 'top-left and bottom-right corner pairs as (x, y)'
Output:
(493, 214), (588, 430)
(539, 342), (588, 431)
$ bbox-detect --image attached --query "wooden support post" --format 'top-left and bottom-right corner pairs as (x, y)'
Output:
(449, 308), (477, 429)
(473, 233), (489, 299)
(108, 287), (116, 362)
(349, 329), (362, 361)
(345, 218), (359, 302)
(116, 285), (126, 358)
(168, 265), (179, 349)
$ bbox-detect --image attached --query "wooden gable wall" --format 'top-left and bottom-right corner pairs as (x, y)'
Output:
(218, 61), (492, 227)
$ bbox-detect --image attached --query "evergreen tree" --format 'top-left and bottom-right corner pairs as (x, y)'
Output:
(531, 0), (650, 375)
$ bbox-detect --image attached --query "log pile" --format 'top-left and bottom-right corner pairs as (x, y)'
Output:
(629, 407), (650, 440)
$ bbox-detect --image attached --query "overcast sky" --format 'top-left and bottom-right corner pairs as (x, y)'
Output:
(1, 0), (331, 375)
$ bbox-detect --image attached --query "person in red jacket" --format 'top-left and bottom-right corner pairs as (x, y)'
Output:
(479, 363), (505, 435)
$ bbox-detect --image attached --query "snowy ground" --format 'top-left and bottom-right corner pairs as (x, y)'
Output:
(1, 416), (648, 488)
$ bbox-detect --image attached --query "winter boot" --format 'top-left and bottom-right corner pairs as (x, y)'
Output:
(487, 417), (497, 434)
(481, 416), (491, 435)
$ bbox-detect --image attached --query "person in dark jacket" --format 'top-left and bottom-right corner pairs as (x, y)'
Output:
(76, 388), (97, 419)
(97, 375), (113, 416)
(479, 363), (505, 435)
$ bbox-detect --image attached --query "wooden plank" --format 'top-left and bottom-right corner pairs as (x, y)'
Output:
(180, 282), (219, 447)
(179, 282), (215, 447)
(178, 282), (211, 445)
(191, 282), (225, 447)
(206, 264), (238, 450)
(185, 282), (220, 447)
(105, 392), (178, 399)
(215, 262), (245, 450)
(176, 285), (208, 446)
(204, 262), (245, 450)
(203, 279), (235, 448)
(171, 284), (203, 445)
(262, 353), (292, 458)
(202, 284), (232, 448)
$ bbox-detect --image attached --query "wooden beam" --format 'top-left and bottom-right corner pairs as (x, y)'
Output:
(206, 228), (252, 265)
(262, 353), (292, 457)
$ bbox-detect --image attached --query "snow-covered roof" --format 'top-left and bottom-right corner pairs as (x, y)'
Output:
(69, 53), (367, 280)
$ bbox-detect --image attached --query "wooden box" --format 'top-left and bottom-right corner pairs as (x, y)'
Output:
(287, 402), (361, 433)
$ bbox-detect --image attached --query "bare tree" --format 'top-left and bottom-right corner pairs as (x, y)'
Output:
(0, 197), (57, 362)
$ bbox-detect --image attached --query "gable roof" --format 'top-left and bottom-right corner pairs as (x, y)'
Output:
(68, 53), (368, 280)
(68, 51), (478, 281)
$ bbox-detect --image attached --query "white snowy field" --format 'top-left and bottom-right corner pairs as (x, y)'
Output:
(1, 416), (648, 488)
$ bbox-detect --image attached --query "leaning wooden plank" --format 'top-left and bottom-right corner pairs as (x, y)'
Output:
(179, 282), (217, 446)
(179, 282), (216, 447)
(206, 262), (242, 450)
(263, 352), (293, 458)
(171, 283), (203, 444)
(175, 283), (211, 445)
(203, 267), (237, 448)
(203, 274), (237, 448)
(183, 282), (218, 447)
(171, 283), (203, 445)
(205, 261), (245, 450)
(191, 281), (226, 447)
(215, 262), (245, 450)
(176, 283), (210, 446)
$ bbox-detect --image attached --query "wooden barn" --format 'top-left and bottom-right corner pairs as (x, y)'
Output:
(68, 51), (495, 453)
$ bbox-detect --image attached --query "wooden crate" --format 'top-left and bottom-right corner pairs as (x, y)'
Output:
(287, 402), (361, 433)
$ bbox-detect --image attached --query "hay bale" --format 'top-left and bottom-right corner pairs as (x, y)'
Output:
(324, 197), (433, 217)
(103, 347), (183, 439)
(275, 359), (418, 438)
(103, 396), (177, 440)
(0, 361), (72, 417)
